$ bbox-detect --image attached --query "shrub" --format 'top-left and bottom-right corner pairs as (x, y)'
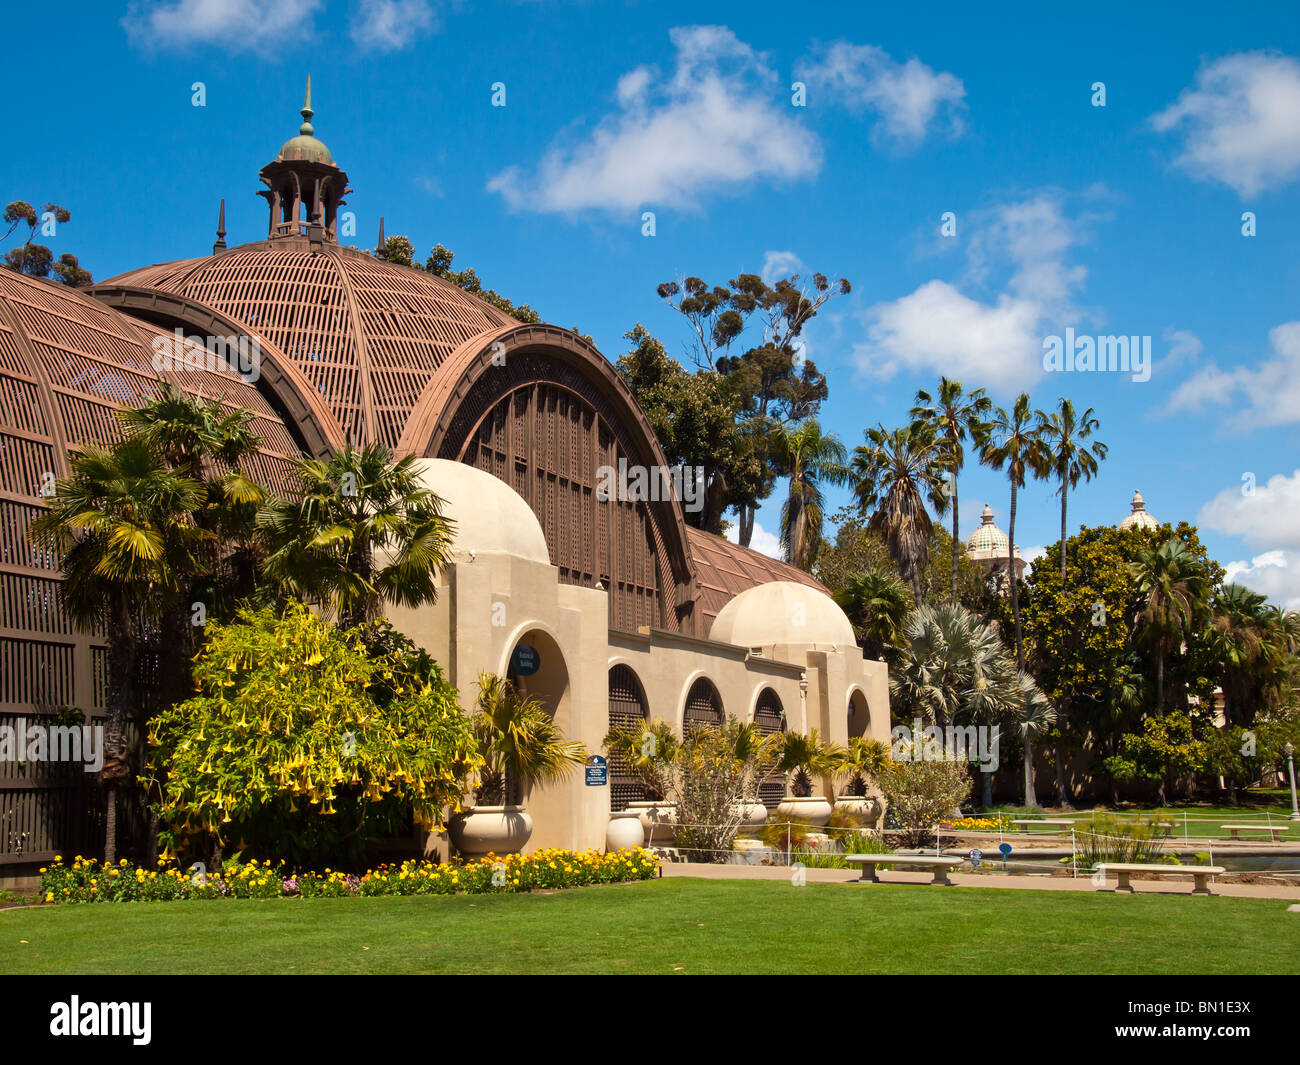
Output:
(1073, 815), (1167, 867)
(669, 724), (748, 862)
(144, 603), (480, 869)
(878, 746), (970, 847)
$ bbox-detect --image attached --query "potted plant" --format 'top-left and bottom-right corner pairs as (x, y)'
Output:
(604, 720), (678, 844)
(774, 730), (842, 828)
(833, 736), (892, 827)
(449, 672), (586, 856)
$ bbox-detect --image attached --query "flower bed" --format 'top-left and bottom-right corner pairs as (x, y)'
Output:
(38, 848), (659, 904)
(940, 815), (1016, 832)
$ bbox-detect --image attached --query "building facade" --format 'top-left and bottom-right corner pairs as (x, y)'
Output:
(0, 84), (889, 873)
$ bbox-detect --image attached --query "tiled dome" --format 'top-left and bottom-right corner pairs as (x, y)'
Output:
(1119, 488), (1159, 531)
(967, 503), (1010, 554)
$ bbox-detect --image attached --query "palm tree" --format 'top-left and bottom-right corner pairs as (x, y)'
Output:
(978, 394), (1049, 670)
(776, 730), (844, 797)
(1035, 398), (1107, 585)
(769, 419), (852, 570)
(1128, 537), (1211, 713)
(1209, 583), (1284, 726)
(30, 438), (208, 862)
(1011, 671), (1057, 809)
(911, 378), (992, 603)
(470, 672), (586, 805)
(834, 736), (893, 798)
(604, 720), (678, 802)
(833, 567), (914, 660)
(259, 441), (456, 629)
(852, 422), (949, 603)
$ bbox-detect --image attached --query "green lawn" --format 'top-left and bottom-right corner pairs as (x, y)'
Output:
(3, 878), (1297, 975)
(986, 794), (1298, 840)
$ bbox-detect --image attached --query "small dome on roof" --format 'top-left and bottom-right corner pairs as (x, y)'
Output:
(277, 133), (333, 165)
(1120, 488), (1159, 531)
(411, 458), (549, 564)
(710, 581), (855, 648)
(967, 503), (1011, 555)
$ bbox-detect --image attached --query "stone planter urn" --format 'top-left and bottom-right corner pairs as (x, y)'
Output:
(833, 794), (882, 826)
(776, 795), (834, 827)
(731, 801), (768, 834)
(448, 805), (533, 856)
(627, 800), (678, 845)
(606, 811), (646, 851)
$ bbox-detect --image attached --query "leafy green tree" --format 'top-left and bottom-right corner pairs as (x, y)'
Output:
(1, 200), (92, 285)
(1112, 711), (1208, 805)
(911, 378), (992, 603)
(769, 419), (852, 569)
(852, 422), (949, 603)
(259, 441), (455, 629)
(425, 243), (540, 324)
(145, 603), (479, 869)
(1129, 537), (1212, 714)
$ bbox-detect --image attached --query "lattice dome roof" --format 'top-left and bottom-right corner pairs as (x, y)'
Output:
(103, 241), (517, 451)
(967, 502), (1011, 555)
(1119, 488), (1159, 530)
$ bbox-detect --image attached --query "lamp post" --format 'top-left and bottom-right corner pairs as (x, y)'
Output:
(1286, 743), (1300, 822)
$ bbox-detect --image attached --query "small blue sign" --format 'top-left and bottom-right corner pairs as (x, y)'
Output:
(510, 644), (540, 676)
(998, 842), (1012, 857)
(585, 755), (608, 787)
(969, 848), (983, 869)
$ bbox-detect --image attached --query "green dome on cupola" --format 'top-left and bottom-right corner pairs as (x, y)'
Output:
(276, 75), (333, 164)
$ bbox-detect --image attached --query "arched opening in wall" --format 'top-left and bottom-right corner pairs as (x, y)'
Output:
(848, 688), (869, 739)
(754, 687), (787, 811)
(683, 676), (723, 734)
(607, 665), (649, 811)
(504, 628), (570, 806)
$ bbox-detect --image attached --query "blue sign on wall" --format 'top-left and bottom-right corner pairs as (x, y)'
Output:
(510, 644), (540, 676)
(585, 755), (608, 787)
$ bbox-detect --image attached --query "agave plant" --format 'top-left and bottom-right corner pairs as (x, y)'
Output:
(468, 672), (586, 806)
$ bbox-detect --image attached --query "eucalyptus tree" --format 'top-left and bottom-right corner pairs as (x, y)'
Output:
(911, 379), (992, 603)
(852, 422), (949, 604)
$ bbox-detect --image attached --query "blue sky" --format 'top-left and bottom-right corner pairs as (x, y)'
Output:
(6, 1), (1300, 604)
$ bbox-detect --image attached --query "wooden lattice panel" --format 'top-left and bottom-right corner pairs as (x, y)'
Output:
(754, 687), (787, 810)
(683, 677), (724, 733)
(607, 665), (649, 811)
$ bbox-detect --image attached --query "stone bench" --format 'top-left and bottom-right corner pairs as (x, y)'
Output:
(1012, 819), (1075, 832)
(1222, 824), (1290, 842)
(845, 853), (964, 885)
(1096, 863), (1226, 895)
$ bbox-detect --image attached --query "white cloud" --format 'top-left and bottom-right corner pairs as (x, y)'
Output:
(1151, 51), (1300, 197)
(1198, 469), (1300, 549)
(852, 192), (1089, 391)
(1223, 551), (1300, 610)
(795, 41), (965, 146)
(761, 250), (803, 285)
(1160, 328), (1203, 374)
(488, 25), (820, 213)
(726, 521), (783, 559)
(350, 0), (438, 52)
(123, 0), (320, 54)
(1165, 322), (1300, 428)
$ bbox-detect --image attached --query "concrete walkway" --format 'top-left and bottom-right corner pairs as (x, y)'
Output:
(659, 861), (1300, 899)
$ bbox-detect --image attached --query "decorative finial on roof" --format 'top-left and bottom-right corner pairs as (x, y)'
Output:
(980, 502), (995, 524)
(213, 198), (227, 254)
(300, 74), (314, 135)
(1131, 489), (1146, 512)
(375, 216), (385, 256)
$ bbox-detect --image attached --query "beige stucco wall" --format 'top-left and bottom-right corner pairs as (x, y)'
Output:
(387, 543), (892, 856)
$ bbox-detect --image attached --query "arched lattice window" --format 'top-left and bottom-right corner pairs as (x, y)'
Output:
(608, 665), (649, 811)
(683, 677), (723, 734)
(754, 688), (787, 810)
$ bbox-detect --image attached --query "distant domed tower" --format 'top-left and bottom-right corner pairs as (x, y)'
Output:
(1119, 489), (1159, 531)
(966, 503), (1025, 592)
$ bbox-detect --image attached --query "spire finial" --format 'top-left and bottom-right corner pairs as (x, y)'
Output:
(300, 74), (314, 136)
(375, 216), (385, 256)
(213, 197), (227, 254)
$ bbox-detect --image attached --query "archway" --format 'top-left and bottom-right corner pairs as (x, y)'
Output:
(607, 664), (649, 811)
(848, 688), (870, 739)
(754, 687), (787, 811)
(683, 676), (723, 733)
(504, 628), (571, 811)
